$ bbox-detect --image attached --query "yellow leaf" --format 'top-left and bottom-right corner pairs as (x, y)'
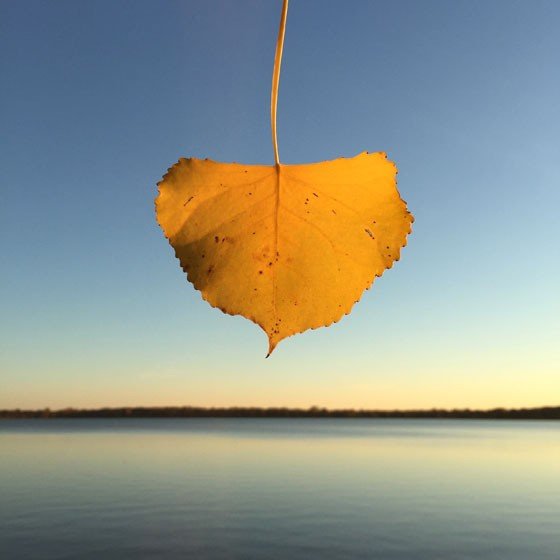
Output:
(155, 151), (413, 355)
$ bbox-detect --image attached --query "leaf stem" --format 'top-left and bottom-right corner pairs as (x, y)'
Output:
(271, 0), (288, 166)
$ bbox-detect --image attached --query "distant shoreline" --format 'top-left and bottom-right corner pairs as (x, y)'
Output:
(1, 406), (559, 420)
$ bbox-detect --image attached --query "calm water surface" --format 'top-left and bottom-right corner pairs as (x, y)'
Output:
(1, 418), (559, 559)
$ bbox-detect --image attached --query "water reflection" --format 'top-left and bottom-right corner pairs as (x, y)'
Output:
(1, 419), (559, 559)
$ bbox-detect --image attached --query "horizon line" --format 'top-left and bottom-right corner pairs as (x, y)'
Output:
(2, 404), (560, 420)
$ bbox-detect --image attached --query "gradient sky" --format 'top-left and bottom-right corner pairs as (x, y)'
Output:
(1, 0), (559, 410)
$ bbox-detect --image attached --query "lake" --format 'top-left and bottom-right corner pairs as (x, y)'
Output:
(1, 418), (559, 559)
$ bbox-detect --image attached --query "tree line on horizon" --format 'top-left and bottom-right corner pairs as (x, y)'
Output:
(1, 405), (559, 420)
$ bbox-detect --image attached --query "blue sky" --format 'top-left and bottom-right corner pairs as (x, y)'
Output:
(1, 0), (559, 409)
